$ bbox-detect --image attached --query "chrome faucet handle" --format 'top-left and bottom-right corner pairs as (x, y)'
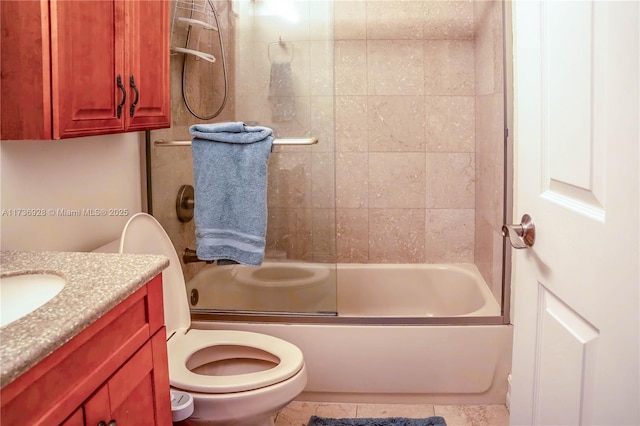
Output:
(502, 214), (535, 249)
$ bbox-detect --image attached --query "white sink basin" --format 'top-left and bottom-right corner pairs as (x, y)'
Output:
(0, 273), (66, 327)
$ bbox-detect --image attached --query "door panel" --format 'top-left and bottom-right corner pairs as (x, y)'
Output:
(510, 1), (639, 425)
(533, 285), (599, 426)
(541, 1), (606, 219)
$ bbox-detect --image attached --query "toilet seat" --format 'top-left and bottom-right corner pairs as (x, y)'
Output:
(168, 328), (305, 394)
(118, 212), (307, 411)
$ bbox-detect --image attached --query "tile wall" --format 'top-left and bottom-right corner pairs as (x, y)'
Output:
(233, 1), (488, 264)
(332, 1), (478, 264)
(151, 0), (506, 293)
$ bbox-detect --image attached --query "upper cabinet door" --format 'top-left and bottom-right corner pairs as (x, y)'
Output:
(0, 0), (170, 141)
(0, 1), (52, 140)
(126, 0), (171, 131)
(50, 0), (126, 139)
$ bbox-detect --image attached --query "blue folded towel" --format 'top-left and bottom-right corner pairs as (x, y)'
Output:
(190, 122), (274, 266)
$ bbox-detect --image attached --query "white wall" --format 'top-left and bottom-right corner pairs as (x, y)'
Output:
(0, 133), (144, 252)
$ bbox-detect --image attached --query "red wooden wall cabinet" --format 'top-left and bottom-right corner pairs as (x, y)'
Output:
(0, 275), (172, 426)
(0, 0), (170, 140)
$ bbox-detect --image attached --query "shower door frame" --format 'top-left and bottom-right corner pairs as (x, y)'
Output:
(147, 0), (515, 327)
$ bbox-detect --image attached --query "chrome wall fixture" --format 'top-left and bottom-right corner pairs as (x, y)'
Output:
(176, 184), (195, 223)
(154, 137), (318, 147)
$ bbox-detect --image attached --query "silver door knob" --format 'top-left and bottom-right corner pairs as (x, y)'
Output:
(502, 214), (535, 249)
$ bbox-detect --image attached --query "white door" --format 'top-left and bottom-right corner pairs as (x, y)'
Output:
(510, 2), (639, 426)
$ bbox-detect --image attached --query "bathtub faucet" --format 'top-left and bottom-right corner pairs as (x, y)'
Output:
(183, 248), (214, 264)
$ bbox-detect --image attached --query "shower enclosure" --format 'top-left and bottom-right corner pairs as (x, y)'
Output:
(147, 0), (509, 324)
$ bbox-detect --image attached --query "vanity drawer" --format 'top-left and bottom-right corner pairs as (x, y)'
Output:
(1, 275), (166, 425)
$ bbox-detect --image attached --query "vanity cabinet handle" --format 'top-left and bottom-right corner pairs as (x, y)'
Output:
(116, 75), (126, 119)
(129, 74), (139, 117)
(108, 420), (117, 426)
(98, 422), (107, 426)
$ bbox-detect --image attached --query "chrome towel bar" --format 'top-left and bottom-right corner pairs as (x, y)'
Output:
(154, 137), (318, 147)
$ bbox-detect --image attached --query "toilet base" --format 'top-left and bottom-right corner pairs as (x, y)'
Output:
(172, 364), (307, 426)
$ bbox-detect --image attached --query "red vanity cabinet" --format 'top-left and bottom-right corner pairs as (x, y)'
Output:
(0, 275), (172, 426)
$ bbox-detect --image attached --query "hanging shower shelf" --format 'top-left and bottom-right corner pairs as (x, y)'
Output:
(175, 16), (218, 32)
(170, 0), (219, 64)
(171, 47), (216, 64)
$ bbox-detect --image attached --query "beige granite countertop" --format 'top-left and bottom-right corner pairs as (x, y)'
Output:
(0, 251), (169, 388)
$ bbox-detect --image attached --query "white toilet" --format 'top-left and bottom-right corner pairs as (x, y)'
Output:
(118, 213), (307, 426)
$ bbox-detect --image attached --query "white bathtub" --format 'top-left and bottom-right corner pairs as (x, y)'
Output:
(186, 261), (336, 313)
(337, 263), (500, 317)
(187, 262), (498, 317)
(188, 263), (513, 404)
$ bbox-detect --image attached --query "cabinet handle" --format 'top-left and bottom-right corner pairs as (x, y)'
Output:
(116, 75), (126, 119)
(108, 420), (117, 426)
(129, 74), (139, 117)
(98, 422), (107, 426)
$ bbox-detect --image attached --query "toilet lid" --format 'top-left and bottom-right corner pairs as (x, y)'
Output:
(120, 213), (192, 337)
(167, 329), (305, 393)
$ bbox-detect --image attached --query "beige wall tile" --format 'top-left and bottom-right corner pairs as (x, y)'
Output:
(366, 1), (424, 40)
(310, 41), (335, 97)
(424, 40), (475, 95)
(369, 208), (426, 263)
(473, 0), (503, 96)
(335, 40), (368, 95)
(309, 1), (334, 41)
(336, 152), (368, 208)
(473, 6), (494, 96)
(474, 214), (494, 291)
(268, 152), (312, 209)
(425, 209), (474, 263)
(310, 96), (335, 153)
(336, 208), (369, 263)
(368, 96), (426, 152)
(475, 155), (503, 228)
(367, 40), (425, 95)
(425, 96), (475, 152)
(475, 93), (504, 229)
(336, 96), (368, 152)
(266, 207), (313, 261)
(235, 94), (271, 126)
(311, 153), (336, 208)
(234, 42), (268, 97)
(312, 208), (336, 262)
(334, 1), (366, 40)
(424, 0), (475, 40)
(269, 96), (311, 141)
(369, 153), (426, 208)
(426, 153), (475, 208)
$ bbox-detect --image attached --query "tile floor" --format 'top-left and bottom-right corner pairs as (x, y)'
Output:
(274, 401), (510, 426)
